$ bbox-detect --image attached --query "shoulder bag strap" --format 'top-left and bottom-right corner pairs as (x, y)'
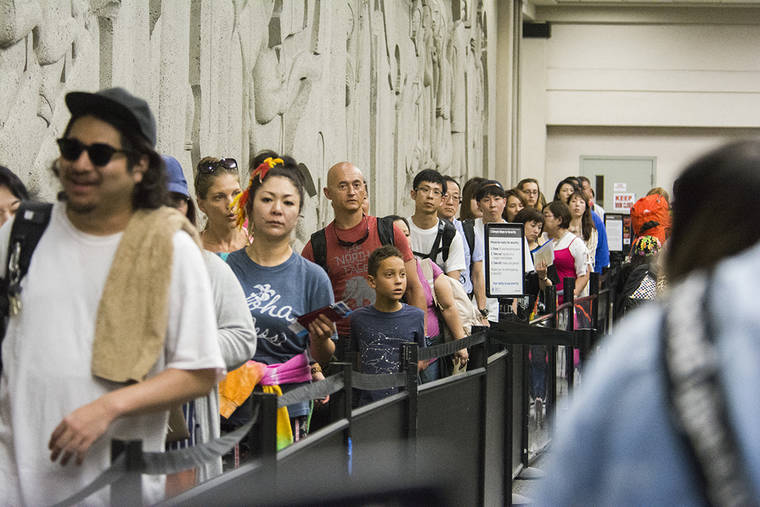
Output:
(662, 273), (759, 507)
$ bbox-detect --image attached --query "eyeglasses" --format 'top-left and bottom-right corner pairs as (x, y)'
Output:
(415, 185), (443, 197)
(522, 189), (539, 196)
(56, 138), (132, 166)
(444, 193), (461, 203)
(198, 158), (238, 175)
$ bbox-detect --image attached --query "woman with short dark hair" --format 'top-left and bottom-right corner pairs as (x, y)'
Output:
(0, 165), (29, 227)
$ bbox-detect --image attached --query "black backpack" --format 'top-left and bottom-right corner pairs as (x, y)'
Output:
(412, 218), (457, 265)
(310, 216), (396, 274)
(0, 202), (53, 372)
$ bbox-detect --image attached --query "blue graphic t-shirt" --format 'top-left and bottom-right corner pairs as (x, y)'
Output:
(350, 304), (425, 404)
(226, 248), (334, 365)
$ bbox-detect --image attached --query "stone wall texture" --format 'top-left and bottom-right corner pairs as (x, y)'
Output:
(0, 0), (494, 247)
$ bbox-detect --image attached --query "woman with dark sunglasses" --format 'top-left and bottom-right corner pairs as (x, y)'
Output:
(195, 156), (250, 258)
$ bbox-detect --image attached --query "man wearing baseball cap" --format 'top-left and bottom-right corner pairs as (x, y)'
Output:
(0, 87), (224, 505)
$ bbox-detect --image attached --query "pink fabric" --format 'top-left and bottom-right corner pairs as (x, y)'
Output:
(258, 352), (312, 386)
(554, 237), (578, 305)
(416, 259), (443, 337)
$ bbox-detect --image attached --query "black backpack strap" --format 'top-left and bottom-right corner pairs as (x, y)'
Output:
(309, 228), (329, 275)
(1, 201), (53, 371)
(439, 219), (456, 263)
(662, 273), (759, 507)
(412, 219), (457, 263)
(462, 218), (476, 261)
(376, 216), (396, 247)
(412, 220), (444, 260)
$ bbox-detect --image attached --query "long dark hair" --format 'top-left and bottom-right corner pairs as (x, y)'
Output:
(567, 189), (596, 242)
(667, 140), (760, 281)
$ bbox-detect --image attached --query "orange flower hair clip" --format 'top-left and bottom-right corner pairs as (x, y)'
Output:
(231, 157), (284, 229)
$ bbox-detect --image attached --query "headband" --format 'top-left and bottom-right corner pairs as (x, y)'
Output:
(231, 157), (284, 229)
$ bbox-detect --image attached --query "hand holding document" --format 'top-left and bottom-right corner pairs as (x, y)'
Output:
(532, 240), (554, 268)
(289, 301), (352, 337)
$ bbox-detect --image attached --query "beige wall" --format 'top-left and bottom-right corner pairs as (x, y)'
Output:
(518, 6), (760, 196)
(0, 0), (505, 248)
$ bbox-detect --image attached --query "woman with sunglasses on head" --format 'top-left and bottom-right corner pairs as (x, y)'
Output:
(195, 156), (250, 258)
(223, 153), (335, 443)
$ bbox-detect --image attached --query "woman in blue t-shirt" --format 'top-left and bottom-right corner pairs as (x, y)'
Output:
(225, 152), (335, 441)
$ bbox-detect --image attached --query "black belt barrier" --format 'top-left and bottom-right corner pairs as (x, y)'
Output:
(417, 331), (486, 361)
(51, 403), (262, 507)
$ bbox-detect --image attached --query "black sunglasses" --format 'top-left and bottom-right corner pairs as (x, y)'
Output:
(56, 138), (132, 167)
(198, 158), (238, 175)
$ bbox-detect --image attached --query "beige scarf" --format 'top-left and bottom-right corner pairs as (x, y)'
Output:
(91, 206), (202, 383)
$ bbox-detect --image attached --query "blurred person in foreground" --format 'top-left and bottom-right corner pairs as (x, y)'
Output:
(537, 140), (760, 506)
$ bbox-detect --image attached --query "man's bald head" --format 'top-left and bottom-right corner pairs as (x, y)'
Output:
(327, 162), (363, 187)
(324, 161), (366, 215)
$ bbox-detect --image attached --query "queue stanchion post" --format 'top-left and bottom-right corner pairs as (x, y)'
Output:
(330, 362), (353, 477)
(248, 392), (277, 484)
(110, 439), (143, 506)
(563, 277), (576, 391)
(546, 285), (557, 418)
(590, 271), (601, 350)
(402, 342), (419, 479)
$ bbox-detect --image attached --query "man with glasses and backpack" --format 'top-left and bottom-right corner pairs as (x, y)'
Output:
(0, 88), (223, 505)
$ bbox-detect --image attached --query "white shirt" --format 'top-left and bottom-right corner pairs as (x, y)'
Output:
(408, 217), (467, 275)
(474, 218), (535, 322)
(0, 202), (224, 506)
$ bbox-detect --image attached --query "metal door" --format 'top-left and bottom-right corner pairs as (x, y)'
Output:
(579, 156), (656, 215)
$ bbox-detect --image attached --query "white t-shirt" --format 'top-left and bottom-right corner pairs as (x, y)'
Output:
(0, 202), (224, 506)
(474, 218), (535, 322)
(408, 217), (467, 275)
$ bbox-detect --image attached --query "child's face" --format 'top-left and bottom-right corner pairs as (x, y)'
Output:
(368, 256), (407, 302)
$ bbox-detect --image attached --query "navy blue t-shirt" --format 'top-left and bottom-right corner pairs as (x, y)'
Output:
(350, 304), (425, 404)
(226, 249), (334, 418)
(226, 248), (334, 365)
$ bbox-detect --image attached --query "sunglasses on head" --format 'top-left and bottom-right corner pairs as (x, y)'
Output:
(198, 158), (238, 175)
(56, 138), (132, 167)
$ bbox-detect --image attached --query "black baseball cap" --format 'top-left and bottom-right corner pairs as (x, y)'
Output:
(65, 87), (157, 147)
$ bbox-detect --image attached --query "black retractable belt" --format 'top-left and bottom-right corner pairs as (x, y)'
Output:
(662, 273), (759, 507)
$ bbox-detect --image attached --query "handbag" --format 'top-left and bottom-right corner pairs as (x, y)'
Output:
(166, 404), (190, 444)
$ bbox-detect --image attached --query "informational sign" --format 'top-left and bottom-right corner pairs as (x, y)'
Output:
(613, 182), (627, 192)
(605, 213), (625, 252)
(484, 222), (525, 298)
(613, 193), (635, 212)
(623, 215), (632, 246)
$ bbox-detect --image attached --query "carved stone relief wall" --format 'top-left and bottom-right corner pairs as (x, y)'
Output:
(0, 0), (492, 250)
